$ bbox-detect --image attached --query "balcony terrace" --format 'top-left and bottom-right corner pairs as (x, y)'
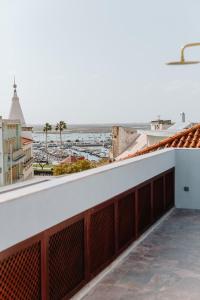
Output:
(0, 148), (199, 299)
(81, 209), (200, 300)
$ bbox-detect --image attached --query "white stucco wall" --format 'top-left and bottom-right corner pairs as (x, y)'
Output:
(175, 149), (200, 209)
(0, 122), (3, 186)
(147, 135), (167, 146)
(0, 149), (175, 252)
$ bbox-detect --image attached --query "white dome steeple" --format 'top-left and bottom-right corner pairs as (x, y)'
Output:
(9, 78), (26, 126)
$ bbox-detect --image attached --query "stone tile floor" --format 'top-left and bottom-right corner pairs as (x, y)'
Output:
(83, 209), (200, 300)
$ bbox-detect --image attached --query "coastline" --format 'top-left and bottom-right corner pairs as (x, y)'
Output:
(32, 122), (150, 134)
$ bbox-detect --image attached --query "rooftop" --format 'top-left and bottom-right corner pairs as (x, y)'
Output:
(82, 209), (200, 300)
(60, 155), (85, 164)
(151, 119), (172, 124)
(0, 148), (200, 299)
(127, 123), (200, 158)
(22, 137), (33, 145)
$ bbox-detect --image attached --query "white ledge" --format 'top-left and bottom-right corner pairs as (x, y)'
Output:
(0, 148), (174, 204)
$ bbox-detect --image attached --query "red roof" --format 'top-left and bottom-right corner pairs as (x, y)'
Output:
(21, 137), (33, 145)
(126, 123), (200, 159)
(60, 155), (85, 164)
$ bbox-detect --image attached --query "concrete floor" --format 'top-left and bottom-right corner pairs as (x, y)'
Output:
(83, 209), (200, 300)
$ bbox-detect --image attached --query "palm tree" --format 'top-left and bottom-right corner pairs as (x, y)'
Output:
(55, 121), (67, 146)
(43, 123), (52, 162)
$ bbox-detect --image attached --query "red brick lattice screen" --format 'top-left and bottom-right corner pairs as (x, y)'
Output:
(165, 171), (175, 210)
(0, 241), (41, 300)
(138, 183), (151, 235)
(118, 193), (135, 250)
(153, 177), (164, 221)
(0, 168), (174, 300)
(89, 203), (115, 275)
(48, 220), (85, 300)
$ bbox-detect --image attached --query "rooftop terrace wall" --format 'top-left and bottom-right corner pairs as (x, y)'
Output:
(175, 149), (200, 209)
(0, 149), (175, 252)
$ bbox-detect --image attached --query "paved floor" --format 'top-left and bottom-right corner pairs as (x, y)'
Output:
(83, 209), (200, 300)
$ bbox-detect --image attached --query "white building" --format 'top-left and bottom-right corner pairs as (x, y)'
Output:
(112, 116), (195, 161)
(0, 117), (24, 186)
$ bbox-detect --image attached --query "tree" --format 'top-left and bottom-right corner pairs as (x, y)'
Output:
(43, 122), (52, 162)
(53, 158), (110, 176)
(53, 159), (95, 176)
(55, 121), (67, 146)
(37, 162), (48, 170)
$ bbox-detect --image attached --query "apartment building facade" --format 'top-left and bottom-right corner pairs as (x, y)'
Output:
(0, 117), (24, 185)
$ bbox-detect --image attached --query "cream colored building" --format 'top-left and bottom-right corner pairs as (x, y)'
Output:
(0, 117), (24, 186)
(22, 137), (33, 180)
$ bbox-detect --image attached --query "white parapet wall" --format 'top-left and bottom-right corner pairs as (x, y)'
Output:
(175, 149), (200, 210)
(0, 149), (175, 252)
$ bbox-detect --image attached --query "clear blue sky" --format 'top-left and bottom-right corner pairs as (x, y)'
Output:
(1, 0), (200, 124)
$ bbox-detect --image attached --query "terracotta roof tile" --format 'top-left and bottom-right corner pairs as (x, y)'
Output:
(21, 137), (33, 145)
(60, 155), (85, 164)
(125, 123), (200, 159)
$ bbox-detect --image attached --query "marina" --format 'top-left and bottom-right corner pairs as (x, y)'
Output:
(33, 132), (112, 163)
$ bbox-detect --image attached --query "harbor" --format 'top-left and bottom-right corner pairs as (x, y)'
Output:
(33, 132), (112, 164)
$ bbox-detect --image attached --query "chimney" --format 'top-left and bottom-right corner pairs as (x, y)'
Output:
(180, 112), (186, 123)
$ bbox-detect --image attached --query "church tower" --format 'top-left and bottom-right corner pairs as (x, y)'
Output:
(9, 78), (26, 126)
(8, 79), (33, 180)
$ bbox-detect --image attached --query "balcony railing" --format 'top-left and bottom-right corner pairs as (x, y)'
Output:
(8, 148), (25, 162)
(0, 148), (198, 299)
(23, 157), (34, 168)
